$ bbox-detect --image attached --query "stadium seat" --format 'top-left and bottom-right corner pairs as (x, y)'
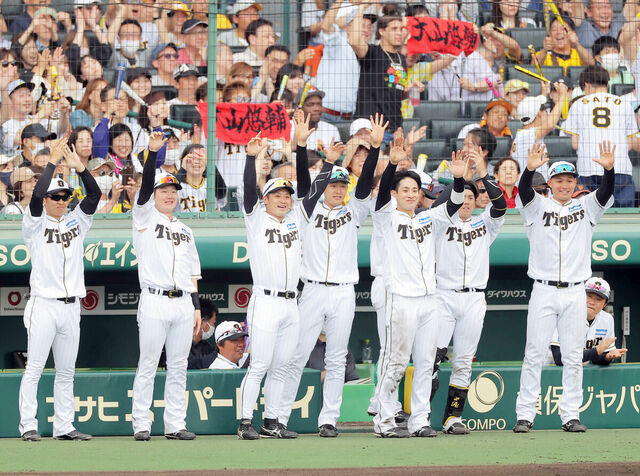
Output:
(466, 101), (488, 119)
(429, 119), (476, 141)
(331, 121), (351, 142)
(221, 186), (239, 212)
(2, 0), (23, 18)
(544, 136), (576, 158)
(170, 105), (199, 125)
(508, 28), (547, 52)
(413, 101), (463, 121)
(507, 65), (563, 83)
(567, 66), (585, 85)
(151, 85), (178, 101)
(412, 139), (450, 160)
(402, 118), (421, 131)
(51, 0), (74, 13)
(103, 68), (116, 84)
(612, 84), (634, 97)
(549, 156), (577, 166)
(508, 119), (522, 136)
(494, 137), (513, 160)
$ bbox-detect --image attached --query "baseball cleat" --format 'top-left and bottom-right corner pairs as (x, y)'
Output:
(237, 420), (259, 440)
(318, 424), (338, 438)
(259, 422), (298, 439)
(21, 430), (41, 442)
(54, 430), (92, 441)
(513, 420), (533, 433)
(374, 427), (410, 438)
(134, 431), (151, 441)
(394, 410), (410, 424)
(165, 429), (196, 440)
(444, 422), (470, 435)
(562, 420), (587, 432)
(412, 426), (437, 437)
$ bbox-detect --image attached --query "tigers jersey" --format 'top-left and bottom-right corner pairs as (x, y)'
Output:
(516, 191), (613, 283)
(216, 139), (245, 198)
(177, 177), (207, 212)
(511, 127), (549, 179)
(435, 208), (504, 290)
(563, 92), (635, 176)
(550, 310), (616, 353)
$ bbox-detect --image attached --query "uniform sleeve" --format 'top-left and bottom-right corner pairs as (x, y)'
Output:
(429, 201), (456, 233)
(624, 101), (637, 136)
(515, 179), (542, 226)
(22, 209), (43, 247)
(29, 162), (56, 217)
(189, 229), (202, 280)
(563, 102), (579, 136)
(132, 191), (156, 230)
(605, 314), (616, 350)
(481, 209), (504, 243)
(69, 201), (95, 235)
(582, 189), (613, 225)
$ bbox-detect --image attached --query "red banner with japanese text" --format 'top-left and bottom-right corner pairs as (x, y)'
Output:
(406, 17), (479, 57)
(215, 103), (291, 145)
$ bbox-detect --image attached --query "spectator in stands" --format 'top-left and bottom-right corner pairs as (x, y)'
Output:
(3, 167), (38, 215)
(0, 154), (21, 189)
(458, 98), (513, 140)
(349, 117), (372, 143)
(270, 88), (294, 118)
(209, 321), (248, 370)
(67, 127), (94, 198)
(342, 136), (370, 196)
(15, 123), (58, 167)
(275, 63), (305, 100)
(176, 143), (207, 212)
(157, 1), (190, 48)
(126, 68), (152, 117)
(87, 156), (121, 213)
(170, 64), (200, 106)
(558, 0), (585, 27)
(592, 36), (634, 89)
(17, 8), (59, 53)
(138, 91), (170, 137)
(70, 78), (108, 128)
(219, 0), (262, 49)
(107, 0), (158, 52)
(461, 127), (497, 206)
(531, 171), (549, 196)
(254, 144), (273, 193)
(494, 157), (520, 208)
(13, 34), (39, 71)
(216, 42), (234, 86)
(548, 75), (574, 122)
(491, 0), (537, 30)
(291, 89), (341, 152)
(178, 18), (208, 67)
(77, 54), (104, 84)
(112, 164), (141, 213)
(232, 18), (275, 67)
(577, 0), (626, 50)
(150, 43), (179, 87)
(64, 1), (112, 78)
(426, 0), (479, 23)
(31, 148), (51, 169)
(306, 327), (359, 383)
(536, 16), (595, 74)
(512, 82), (570, 178)
(108, 19), (152, 68)
(270, 162), (296, 182)
(188, 299), (219, 370)
(504, 79), (530, 115)
(0, 49), (20, 125)
(157, 128), (181, 175)
(10, 0), (51, 34)
(106, 123), (135, 172)
(307, 149), (324, 182)
(255, 45), (290, 100)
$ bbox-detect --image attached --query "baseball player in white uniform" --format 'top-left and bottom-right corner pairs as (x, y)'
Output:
(18, 138), (101, 441)
(514, 141), (615, 433)
(563, 65), (636, 207)
(550, 277), (628, 366)
(237, 115), (334, 440)
(278, 114), (386, 438)
(429, 147), (507, 435)
(131, 131), (202, 442)
(372, 139), (467, 438)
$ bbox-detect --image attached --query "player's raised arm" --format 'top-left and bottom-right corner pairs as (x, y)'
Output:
(293, 108), (317, 198)
(470, 145), (507, 218)
(375, 146), (400, 211)
(444, 149), (467, 217)
(593, 140), (615, 206)
(137, 131), (166, 206)
(355, 113), (386, 200)
(63, 144), (101, 215)
(518, 143), (548, 207)
(29, 136), (66, 217)
(300, 142), (339, 217)
(243, 132), (270, 214)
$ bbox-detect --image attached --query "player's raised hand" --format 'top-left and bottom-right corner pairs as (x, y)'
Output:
(369, 113), (389, 149)
(325, 137), (346, 164)
(596, 337), (616, 355)
(605, 347), (628, 361)
(526, 143), (548, 171)
(49, 136), (68, 165)
(148, 130), (168, 152)
(293, 108), (316, 147)
(405, 125), (428, 147)
(553, 80), (569, 98)
(469, 144), (487, 177)
(63, 145), (85, 172)
(246, 131), (269, 156)
(594, 140), (615, 171)
(448, 149), (467, 178)
(389, 134), (407, 165)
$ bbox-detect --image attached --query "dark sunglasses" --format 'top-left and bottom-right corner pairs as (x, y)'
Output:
(160, 53), (179, 59)
(534, 187), (549, 196)
(477, 188), (487, 194)
(1, 61), (17, 67)
(47, 194), (70, 201)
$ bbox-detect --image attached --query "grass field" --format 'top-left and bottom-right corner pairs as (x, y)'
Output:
(1, 429), (640, 473)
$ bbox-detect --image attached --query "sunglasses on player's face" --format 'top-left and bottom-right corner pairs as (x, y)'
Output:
(47, 193), (70, 202)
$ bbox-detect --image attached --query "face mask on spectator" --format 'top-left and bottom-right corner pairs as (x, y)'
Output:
(164, 149), (181, 166)
(95, 174), (115, 195)
(31, 142), (45, 155)
(201, 324), (215, 340)
(600, 54), (621, 72)
(120, 40), (140, 56)
(80, 47), (90, 57)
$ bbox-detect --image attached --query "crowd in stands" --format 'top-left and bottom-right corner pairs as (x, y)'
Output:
(1, 0), (640, 215)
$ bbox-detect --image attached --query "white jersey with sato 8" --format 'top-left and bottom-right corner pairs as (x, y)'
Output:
(300, 196), (370, 284)
(551, 310), (616, 353)
(435, 208), (504, 290)
(516, 192), (613, 283)
(177, 178), (207, 212)
(511, 128), (549, 179)
(244, 201), (303, 291)
(132, 196), (201, 293)
(563, 93), (635, 176)
(373, 203), (455, 297)
(23, 206), (93, 298)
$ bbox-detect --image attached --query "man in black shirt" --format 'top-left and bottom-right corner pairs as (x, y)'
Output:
(349, 13), (407, 144)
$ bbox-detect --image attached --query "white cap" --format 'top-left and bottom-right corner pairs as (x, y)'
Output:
(517, 95), (547, 125)
(262, 177), (294, 196)
(349, 118), (373, 137)
(585, 277), (610, 301)
(215, 321), (248, 343)
(154, 171), (182, 190)
(46, 177), (73, 196)
(413, 169), (437, 199)
(75, 0), (99, 7)
(231, 0), (262, 14)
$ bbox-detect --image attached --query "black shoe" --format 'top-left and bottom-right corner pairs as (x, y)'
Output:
(259, 422), (298, 439)
(562, 419), (587, 432)
(54, 430), (92, 441)
(165, 429), (196, 440)
(444, 422), (470, 435)
(394, 410), (410, 424)
(237, 419), (259, 440)
(375, 427), (410, 438)
(412, 426), (437, 437)
(21, 430), (41, 442)
(513, 420), (533, 433)
(134, 431), (151, 441)
(318, 424), (338, 438)
(367, 411), (377, 417)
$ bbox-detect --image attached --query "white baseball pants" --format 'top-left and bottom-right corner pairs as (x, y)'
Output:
(19, 297), (80, 437)
(516, 281), (586, 424)
(131, 291), (194, 434)
(279, 282), (355, 427)
(374, 293), (438, 434)
(240, 291), (299, 421)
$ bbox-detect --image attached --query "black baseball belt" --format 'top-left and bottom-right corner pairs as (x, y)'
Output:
(57, 297), (76, 303)
(148, 287), (184, 298)
(535, 280), (583, 288)
(454, 288), (485, 293)
(263, 289), (297, 299)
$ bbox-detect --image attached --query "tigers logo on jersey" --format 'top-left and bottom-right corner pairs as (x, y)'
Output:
(155, 223), (192, 245)
(265, 228), (299, 248)
(44, 226), (80, 248)
(314, 211), (353, 234)
(397, 222), (432, 243)
(542, 209), (585, 230)
(445, 224), (488, 245)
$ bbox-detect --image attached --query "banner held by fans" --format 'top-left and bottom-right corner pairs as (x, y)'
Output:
(216, 103), (291, 145)
(406, 17), (479, 57)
